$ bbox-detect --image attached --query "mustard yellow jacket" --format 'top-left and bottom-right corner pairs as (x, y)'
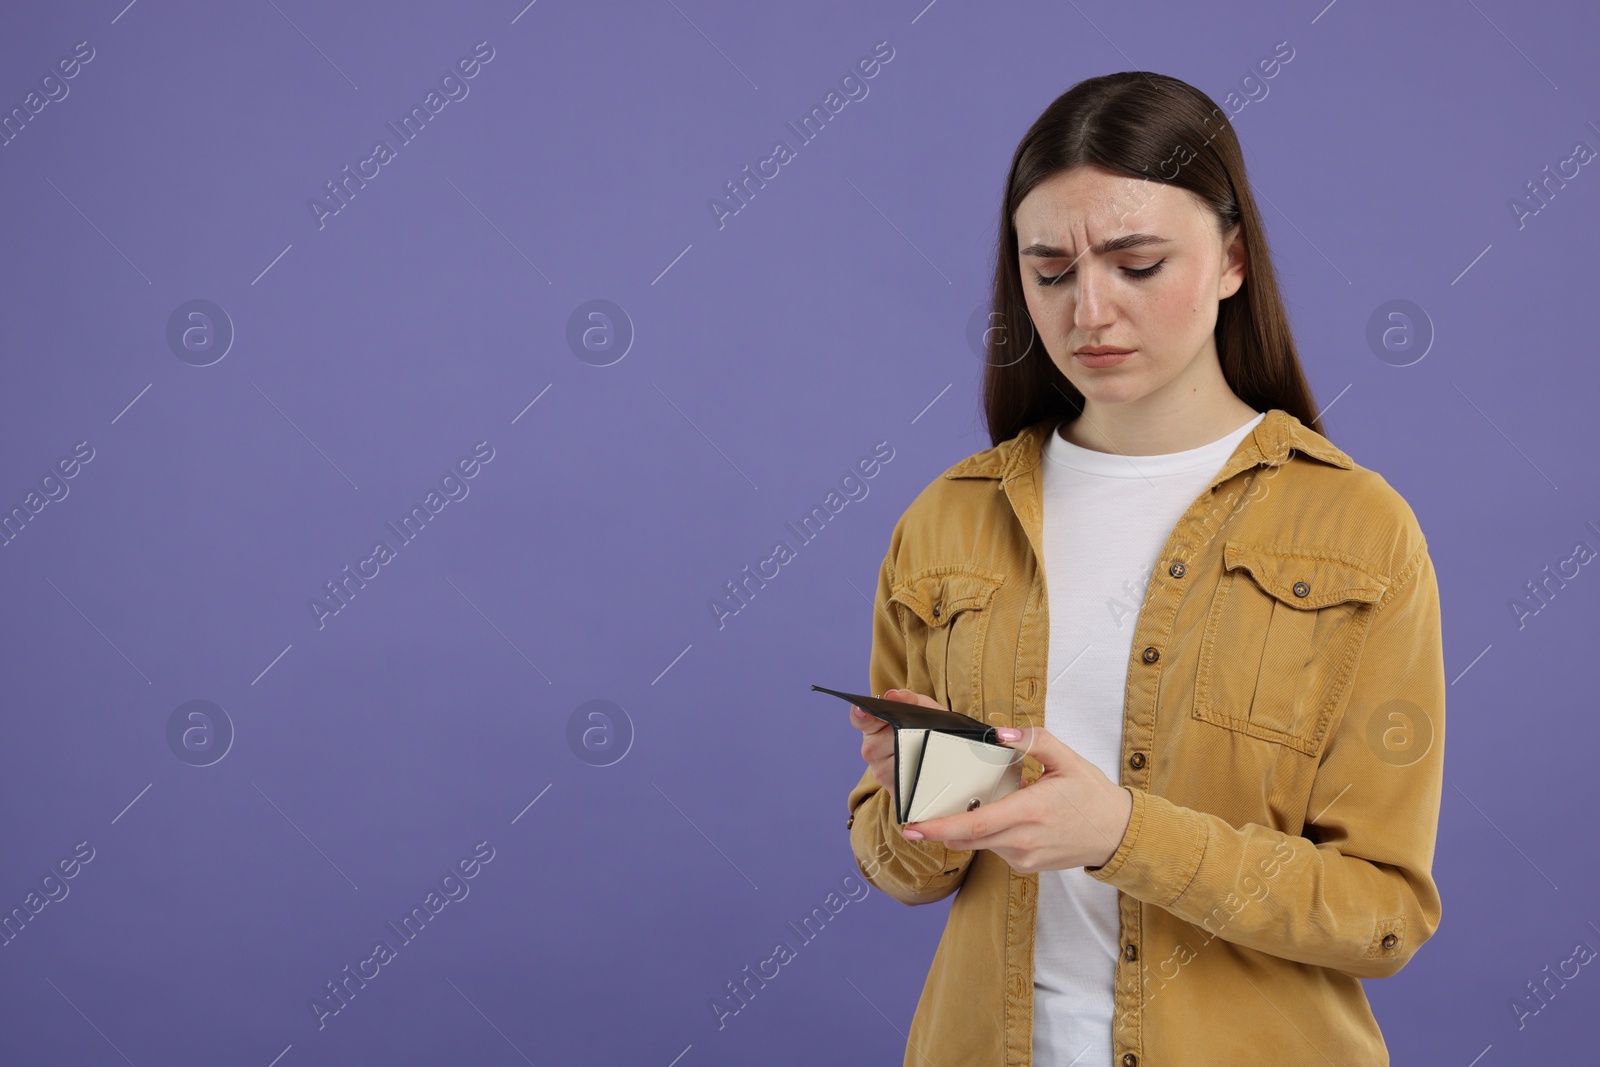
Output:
(847, 408), (1445, 1067)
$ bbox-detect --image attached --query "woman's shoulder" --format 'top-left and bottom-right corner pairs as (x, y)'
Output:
(1255, 413), (1430, 587)
(902, 422), (1045, 506)
(878, 422), (1053, 567)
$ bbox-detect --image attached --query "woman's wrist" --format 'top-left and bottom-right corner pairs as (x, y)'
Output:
(1092, 784), (1135, 869)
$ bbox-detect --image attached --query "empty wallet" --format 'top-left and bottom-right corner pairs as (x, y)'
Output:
(813, 684), (1022, 824)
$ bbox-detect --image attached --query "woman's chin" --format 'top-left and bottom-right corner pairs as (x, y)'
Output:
(1063, 377), (1146, 406)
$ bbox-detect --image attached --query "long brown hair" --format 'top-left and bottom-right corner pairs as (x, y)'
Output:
(982, 72), (1325, 447)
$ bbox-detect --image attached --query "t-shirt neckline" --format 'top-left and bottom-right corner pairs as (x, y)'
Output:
(1042, 411), (1265, 479)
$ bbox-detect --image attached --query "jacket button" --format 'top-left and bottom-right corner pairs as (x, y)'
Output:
(1123, 943), (1138, 961)
(846, 814), (854, 829)
(1381, 933), (1398, 949)
(1129, 752), (1146, 769)
(1292, 581), (1310, 597)
(1141, 646), (1159, 663)
(1121, 1054), (1138, 1067)
(1168, 561), (1186, 578)
(932, 601), (942, 618)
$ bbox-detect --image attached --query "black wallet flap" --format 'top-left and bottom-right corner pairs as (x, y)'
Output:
(810, 684), (996, 742)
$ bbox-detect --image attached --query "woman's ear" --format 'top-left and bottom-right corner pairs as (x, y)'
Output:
(1221, 224), (1247, 298)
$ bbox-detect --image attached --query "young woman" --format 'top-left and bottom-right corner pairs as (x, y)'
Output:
(846, 72), (1444, 1067)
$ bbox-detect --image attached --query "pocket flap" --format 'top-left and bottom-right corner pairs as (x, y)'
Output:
(890, 567), (1005, 628)
(1222, 541), (1387, 609)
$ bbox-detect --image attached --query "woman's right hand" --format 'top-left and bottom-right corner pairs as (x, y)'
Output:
(851, 689), (942, 803)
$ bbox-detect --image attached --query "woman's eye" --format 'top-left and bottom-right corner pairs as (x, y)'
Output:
(1033, 260), (1165, 286)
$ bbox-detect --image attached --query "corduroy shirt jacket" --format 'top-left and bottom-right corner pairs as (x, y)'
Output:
(846, 408), (1445, 1067)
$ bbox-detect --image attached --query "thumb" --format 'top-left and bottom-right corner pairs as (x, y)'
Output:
(999, 725), (1077, 773)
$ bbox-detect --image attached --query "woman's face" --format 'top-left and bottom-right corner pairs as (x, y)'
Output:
(1013, 165), (1245, 409)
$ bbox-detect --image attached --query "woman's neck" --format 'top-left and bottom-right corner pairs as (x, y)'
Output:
(1058, 398), (1261, 456)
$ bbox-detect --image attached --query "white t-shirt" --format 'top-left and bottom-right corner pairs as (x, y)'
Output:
(1031, 410), (1266, 1067)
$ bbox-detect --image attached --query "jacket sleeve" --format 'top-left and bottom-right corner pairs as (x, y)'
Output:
(1085, 540), (1445, 979)
(847, 545), (977, 906)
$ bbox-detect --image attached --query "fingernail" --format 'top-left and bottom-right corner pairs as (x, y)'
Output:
(850, 706), (864, 718)
(996, 727), (1022, 742)
(902, 828), (924, 840)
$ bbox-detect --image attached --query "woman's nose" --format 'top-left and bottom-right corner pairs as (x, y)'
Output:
(1072, 268), (1115, 331)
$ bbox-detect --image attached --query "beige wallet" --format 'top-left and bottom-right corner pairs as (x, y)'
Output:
(814, 684), (1022, 823)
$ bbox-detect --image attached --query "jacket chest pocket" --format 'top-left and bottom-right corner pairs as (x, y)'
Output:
(1194, 541), (1387, 756)
(889, 566), (1005, 712)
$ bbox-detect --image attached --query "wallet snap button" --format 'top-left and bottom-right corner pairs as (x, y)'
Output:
(967, 798), (981, 811)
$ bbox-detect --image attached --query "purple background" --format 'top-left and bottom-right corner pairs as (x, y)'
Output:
(2, 1), (1596, 1063)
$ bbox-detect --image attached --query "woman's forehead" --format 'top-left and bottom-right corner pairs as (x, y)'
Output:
(1015, 175), (1193, 246)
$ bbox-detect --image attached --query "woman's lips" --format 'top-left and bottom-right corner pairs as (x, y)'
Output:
(1075, 349), (1133, 368)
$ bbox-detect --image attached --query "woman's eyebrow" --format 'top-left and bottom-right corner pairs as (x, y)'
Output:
(1020, 233), (1171, 258)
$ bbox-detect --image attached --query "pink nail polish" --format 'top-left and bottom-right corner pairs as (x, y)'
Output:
(996, 727), (1022, 742)
(903, 828), (924, 840)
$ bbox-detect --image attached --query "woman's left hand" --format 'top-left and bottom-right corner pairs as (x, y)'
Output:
(902, 726), (1135, 873)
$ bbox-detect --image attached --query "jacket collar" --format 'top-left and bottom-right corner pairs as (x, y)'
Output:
(942, 407), (1353, 488)
(943, 408), (1352, 573)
